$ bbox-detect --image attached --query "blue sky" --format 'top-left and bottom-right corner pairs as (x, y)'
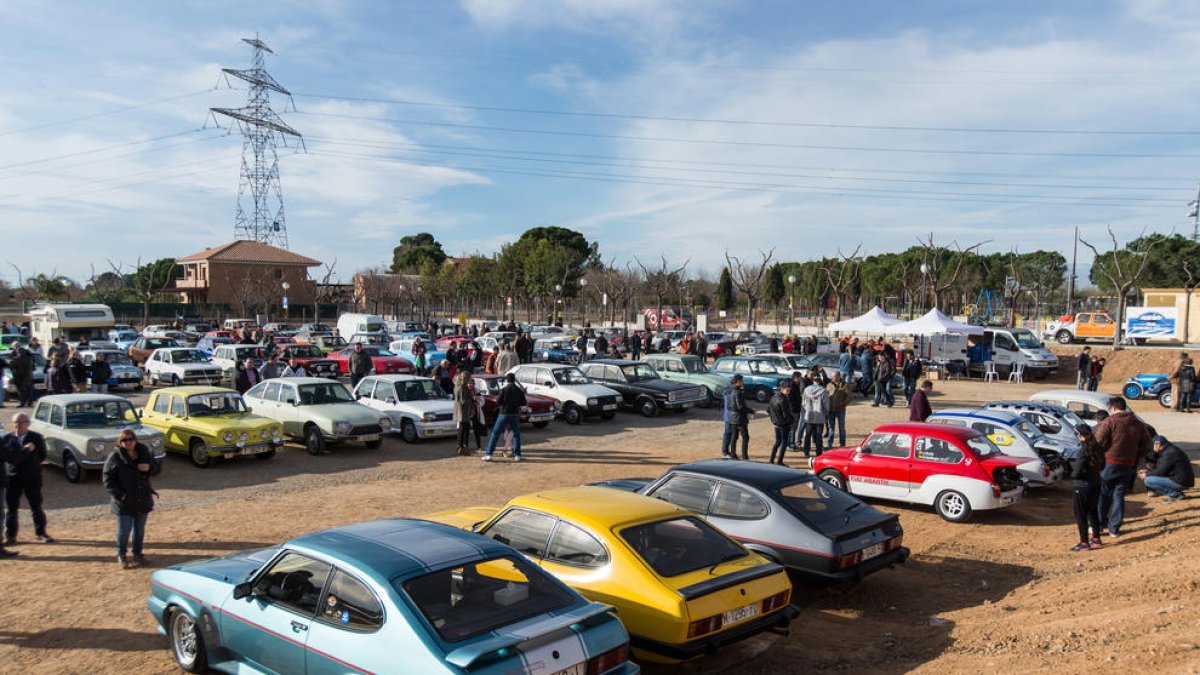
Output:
(1, 0), (1199, 285)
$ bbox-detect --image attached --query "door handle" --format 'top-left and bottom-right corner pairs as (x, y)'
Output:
(291, 620), (308, 632)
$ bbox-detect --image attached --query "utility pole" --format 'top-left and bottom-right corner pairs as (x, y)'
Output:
(1067, 226), (1078, 314)
(1188, 183), (1200, 242)
(211, 36), (303, 249)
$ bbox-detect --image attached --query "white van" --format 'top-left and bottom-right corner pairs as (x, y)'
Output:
(967, 328), (1058, 379)
(29, 304), (114, 347)
(337, 313), (388, 340)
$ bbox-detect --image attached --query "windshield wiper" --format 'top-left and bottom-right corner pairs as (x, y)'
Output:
(845, 502), (863, 523)
(708, 551), (745, 575)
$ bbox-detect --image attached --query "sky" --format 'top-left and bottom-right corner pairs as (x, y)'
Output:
(2, 0), (1200, 286)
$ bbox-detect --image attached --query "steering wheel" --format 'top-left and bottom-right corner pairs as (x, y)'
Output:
(280, 571), (311, 601)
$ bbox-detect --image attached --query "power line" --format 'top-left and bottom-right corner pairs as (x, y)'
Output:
(0, 128), (212, 174)
(0, 158), (231, 206)
(0, 89), (215, 139)
(0, 133), (227, 182)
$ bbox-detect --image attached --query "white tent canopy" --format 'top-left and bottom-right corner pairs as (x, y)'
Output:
(884, 308), (984, 336)
(828, 306), (902, 333)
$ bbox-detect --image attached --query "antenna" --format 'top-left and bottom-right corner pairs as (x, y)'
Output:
(211, 35), (303, 248)
(1188, 182), (1200, 242)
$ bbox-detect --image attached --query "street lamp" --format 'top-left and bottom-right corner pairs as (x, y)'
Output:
(919, 263), (930, 313)
(787, 274), (796, 335)
(580, 278), (589, 327)
(554, 284), (563, 325)
(281, 281), (291, 320)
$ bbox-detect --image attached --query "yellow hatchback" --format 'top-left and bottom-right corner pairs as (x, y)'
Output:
(140, 386), (285, 468)
(424, 486), (797, 663)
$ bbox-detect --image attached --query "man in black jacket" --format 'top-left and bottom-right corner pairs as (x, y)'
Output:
(1140, 436), (1194, 502)
(483, 373), (527, 462)
(0, 430), (23, 556)
(767, 381), (794, 465)
(724, 375), (753, 460)
(89, 352), (113, 393)
(5, 413), (52, 544)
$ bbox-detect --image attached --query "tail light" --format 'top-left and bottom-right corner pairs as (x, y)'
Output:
(586, 643), (628, 675)
(687, 614), (723, 638)
(1042, 463), (1051, 477)
(838, 551), (862, 569)
(761, 589), (790, 613)
(992, 484), (1002, 498)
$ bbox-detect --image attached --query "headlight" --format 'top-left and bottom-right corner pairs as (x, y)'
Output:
(88, 440), (105, 455)
(150, 436), (162, 448)
(222, 431), (235, 443)
(271, 428), (281, 439)
(587, 398), (598, 406)
(379, 417), (392, 430)
(553, 400), (563, 411)
(333, 421), (353, 435)
(238, 432), (249, 444)
(260, 428), (270, 439)
(422, 412), (437, 422)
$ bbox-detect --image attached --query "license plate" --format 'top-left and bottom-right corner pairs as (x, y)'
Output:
(602, 404), (617, 411)
(360, 435), (381, 442)
(550, 665), (584, 675)
(681, 402), (693, 409)
(722, 601), (760, 626)
(861, 543), (884, 560)
(531, 414), (554, 421)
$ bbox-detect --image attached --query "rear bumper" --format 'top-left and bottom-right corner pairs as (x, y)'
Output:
(803, 547), (909, 582)
(630, 604), (799, 661)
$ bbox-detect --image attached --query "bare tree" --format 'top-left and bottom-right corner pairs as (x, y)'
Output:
(222, 268), (276, 320)
(310, 260), (338, 322)
(917, 234), (987, 311)
(109, 257), (180, 327)
(725, 249), (774, 330)
(1181, 259), (1197, 344)
(1079, 227), (1161, 349)
(820, 245), (862, 321)
(635, 256), (690, 331)
(87, 264), (126, 304)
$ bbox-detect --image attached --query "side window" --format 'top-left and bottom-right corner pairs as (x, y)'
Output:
(710, 484), (769, 520)
(914, 437), (964, 464)
(994, 335), (1016, 351)
(320, 570), (383, 630)
(605, 365), (623, 381)
(170, 396), (186, 417)
(1067, 402), (1100, 421)
(482, 509), (555, 558)
(666, 360), (684, 373)
(713, 360), (731, 373)
(1095, 315), (1112, 325)
(1078, 316), (1091, 325)
(153, 395), (170, 414)
(734, 361), (751, 373)
(49, 405), (64, 426)
(356, 380), (376, 399)
(33, 403), (51, 423)
(545, 521), (609, 568)
(373, 383), (396, 402)
(264, 382), (283, 401)
(1030, 413), (1062, 435)
(969, 422), (999, 436)
(255, 552), (333, 617)
(279, 385), (296, 405)
(246, 382), (269, 399)
(862, 432), (912, 459)
(647, 475), (716, 513)
(579, 365), (598, 379)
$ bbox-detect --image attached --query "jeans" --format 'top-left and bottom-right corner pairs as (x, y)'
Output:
(825, 410), (846, 447)
(117, 513), (148, 557)
(485, 414), (522, 458)
(1072, 485), (1102, 542)
(790, 414), (804, 448)
(45, 367), (58, 394)
(5, 474), (47, 539)
(725, 425), (749, 459)
(903, 377), (916, 403)
(91, 383), (109, 393)
(873, 381), (894, 406)
(1098, 464), (1135, 534)
(1077, 370), (1088, 390)
(1143, 475), (1184, 498)
(803, 422), (825, 456)
(769, 426), (789, 464)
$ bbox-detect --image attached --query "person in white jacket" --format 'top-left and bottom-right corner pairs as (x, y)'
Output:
(800, 380), (830, 458)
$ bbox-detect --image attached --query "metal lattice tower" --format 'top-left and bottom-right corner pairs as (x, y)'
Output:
(211, 37), (303, 248)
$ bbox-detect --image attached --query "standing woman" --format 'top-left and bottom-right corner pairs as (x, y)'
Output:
(452, 372), (475, 457)
(1069, 424), (1105, 551)
(103, 429), (160, 568)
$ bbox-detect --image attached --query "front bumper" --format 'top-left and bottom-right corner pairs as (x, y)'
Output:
(211, 439), (285, 457)
(630, 604), (799, 661)
(415, 421), (457, 438)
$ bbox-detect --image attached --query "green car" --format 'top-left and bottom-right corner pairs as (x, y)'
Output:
(243, 376), (392, 455)
(640, 354), (730, 408)
(140, 386), (285, 468)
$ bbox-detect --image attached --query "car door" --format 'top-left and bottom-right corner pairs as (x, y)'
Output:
(305, 568), (387, 675)
(910, 436), (966, 494)
(221, 551), (332, 674)
(354, 379), (379, 409)
(850, 432), (913, 500)
(605, 365), (636, 404)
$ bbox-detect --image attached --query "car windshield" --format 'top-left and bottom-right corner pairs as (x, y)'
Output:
(680, 357), (707, 374)
(1011, 418), (1046, 441)
(147, 339), (175, 348)
(552, 368), (590, 385)
(621, 364), (659, 382)
(395, 380), (449, 401)
(235, 348), (267, 361)
(1011, 329), (1044, 349)
(64, 400), (137, 428)
(98, 352), (131, 366)
(785, 355), (814, 369)
(476, 378), (502, 394)
(114, 331), (138, 341)
(186, 393), (248, 416)
(967, 435), (1002, 458)
(170, 350), (208, 363)
(363, 347), (395, 357)
(401, 555), (576, 643)
(775, 479), (871, 532)
(812, 354), (839, 367)
(296, 383), (354, 405)
(620, 516), (748, 578)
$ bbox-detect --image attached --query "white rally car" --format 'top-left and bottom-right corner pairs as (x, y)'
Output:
(352, 374), (457, 443)
(142, 347), (225, 387)
(507, 363), (622, 425)
(926, 408), (1066, 487)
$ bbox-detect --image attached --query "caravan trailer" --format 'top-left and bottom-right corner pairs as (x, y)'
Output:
(29, 304), (115, 347)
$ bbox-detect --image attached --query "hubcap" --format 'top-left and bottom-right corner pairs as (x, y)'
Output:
(943, 493), (965, 517)
(173, 613), (197, 665)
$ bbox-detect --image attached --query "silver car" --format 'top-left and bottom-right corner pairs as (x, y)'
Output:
(30, 394), (165, 482)
(244, 377), (392, 454)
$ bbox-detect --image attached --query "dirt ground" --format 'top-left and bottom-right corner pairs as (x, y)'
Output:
(0, 377), (1196, 675)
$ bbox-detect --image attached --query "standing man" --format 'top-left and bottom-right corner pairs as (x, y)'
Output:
(0, 431), (21, 557)
(901, 352), (922, 405)
(629, 331), (641, 360)
(1167, 352), (1194, 413)
(1094, 397), (1151, 538)
(858, 347), (875, 398)
(411, 338), (427, 376)
(495, 343), (520, 375)
(575, 332), (588, 364)
(483, 373), (526, 462)
(89, 352), (113, 393)
(258, 353), (285, 380)
(593, 332), (608, 361)
(1076, 346), (1092, 390)
(825, 372), (851, 448)
(1140, 435), (1194, 502)
(723, 374), (752, 460)
(800, 375), (830, 458)
(515, 331), (532, 364)
(909, 380), (934, 422)
(66, 350), (89, 393)
(838, 347), (855, 384)
(872, 352), (896, 408)
(347, 342), (373, 388)
(767, 381), (794, 465)
(9, 346), (34, 408)
(787, 371), (805, 450)
(696, 332), (709, 366)
(4, 413), (52, 544)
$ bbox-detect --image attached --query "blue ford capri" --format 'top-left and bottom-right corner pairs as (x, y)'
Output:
(148, 518), (638, 674)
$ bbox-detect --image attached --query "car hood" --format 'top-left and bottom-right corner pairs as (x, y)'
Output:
(561, 383), (620, 397)
(172, 363), (222, 371)
(182, 413), (281, 432)
(168, 547), (277, 584)
(296, 401), (384, 423)
(393, 399), (455, 415)
(622, 378), (689, 394)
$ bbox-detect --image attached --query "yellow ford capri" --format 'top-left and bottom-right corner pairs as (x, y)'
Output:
(424, 486), (797, 662)
(140, 386), (285, 468)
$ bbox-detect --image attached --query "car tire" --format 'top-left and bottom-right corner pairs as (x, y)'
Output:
(401, 419), (419, 443)
(62, 451), (84, 483)
(1055, 331), (1074, 344)
(818, 469), (847, 491)
(255, 450), (276, 460)
(753, 386), (771, 403)
(168, 606), (208, 673)
(532, 421), (550, 429)
(563, 403), (583, 425)
(304, 424), (326, 456)
(1122, 383), (1144, 400)
(188, 438), (212, 469)
(1158, 390), (1173, 409)
(934, 490), (973, 522)
(699, 390), (715, 408)
(638, 397), (658, 418)
(171, 374), (181, 386)
(364, 438), (383, 449)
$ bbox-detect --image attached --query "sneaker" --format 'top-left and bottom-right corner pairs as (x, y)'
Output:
(133, 554), (149, 567)
(0, 549), (17, 558)
(481, 455), (492, 462)
(513, 456), (522, 463)
(1090, 538), (1103, 548)
(118, 555), (130, 569)
(3, 537), (14, 546)
(1070, 543), (1091, 552)
(36, 534), (54, 544)
(1165, 494), (1182, 503)
(1107, 529), (1121, 538)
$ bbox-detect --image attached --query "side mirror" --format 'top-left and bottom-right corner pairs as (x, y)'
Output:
(858, 446), (871, 454)
(386, 397), (396, 404)
(233, 581), (253, 600)
(542, 380), (554, 387)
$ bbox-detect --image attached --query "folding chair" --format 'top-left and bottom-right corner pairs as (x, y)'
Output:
(1007, 362), (1025, 384)
(983, 361), (998, 383)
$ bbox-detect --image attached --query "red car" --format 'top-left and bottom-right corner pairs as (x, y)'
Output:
(811, 422), (1027, 522)
(435, 335), (477, 351)
(279, 343), (342, 378)
(328, 346), (414, 375)
(471, 374), (557, 427)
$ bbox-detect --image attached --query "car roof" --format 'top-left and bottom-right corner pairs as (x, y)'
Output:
(929, 408), (1024, 424)
(150, 386), (238, 396)
(585, 359), (639, 366)
(509, 486), (689, 529)
(985, 400), (1070, 415)
(1031, 389), (1116, 405)
(669, 460), (814, 490)
(870, 421), (984, 442)
(365, 374), (428, 382)
(35, 393), (128, 404)
(267, 377), (342, 386)
(290, 518), (512, 582)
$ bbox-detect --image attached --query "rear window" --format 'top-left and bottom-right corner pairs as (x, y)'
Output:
(620, 516), (747, 578)
(775, 480), (869, 532)
(400, 555), (575, 643)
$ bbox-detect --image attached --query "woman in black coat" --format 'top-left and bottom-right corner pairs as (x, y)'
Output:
(103, 429), (161, 568)
(1070, 424), (1105, 551)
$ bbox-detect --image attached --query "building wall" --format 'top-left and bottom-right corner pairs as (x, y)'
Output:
(178, 262), (316, 306)
(1143, 289), (1200, 343)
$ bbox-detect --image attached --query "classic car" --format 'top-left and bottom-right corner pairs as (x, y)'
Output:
(926, 408), (1063, 486)
(980, 400), (1086, 457)
(2, 349), (46, 395)
(580, 359), (708, 417)
(277, 343), (341, 378)
(812, 422), (1027, 522)
(0, 334), (30, 351)
(388, 337), (447, 369)
(471, 373), (557, 427)
(128, 336), (181, 366)
(307, 334), (348, 352)
(203, 330), (238, 340)
(532, 337), (580, 364)
(139, 386), (284, 467)
(1122, 372), (1169, 400)
(244, 377), (390, 454)
(107, 330), (140, 350)
(352, 375), (456, 442)
(1150, 380), (1200, 409)
(596, 460), (908, 582)
(210, 344), (269, 382)
(79, 349), (143, 390)
(476, 331), (516, 355)
(148, 518), (638, 675)
(732, 336), (777, 356)
(143, 347), (225, 387)
(508, 364), (621, 424)
(347, 332), (391, 346)
(423, 486), (797, 663)
(708, 357), (791, 402)
(30, 394), (165, 482)
(1028, 389), (1162, 433)
(328, 346), (414, 376)
(640, 353), (729, 408)
(195, 336), (235, 357)
(260, 322), (294, 334)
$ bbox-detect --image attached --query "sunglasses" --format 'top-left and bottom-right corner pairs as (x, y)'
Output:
(119, 438), (137, 444)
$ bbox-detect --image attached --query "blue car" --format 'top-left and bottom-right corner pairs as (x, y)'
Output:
(533, 337), (580, 364)
(1122, 372), (1168, 400)
(389, 337), (447, 370)
(196, 336), (236, 357)
(708, 356), (792, 402)
(148, 518), (638, 674)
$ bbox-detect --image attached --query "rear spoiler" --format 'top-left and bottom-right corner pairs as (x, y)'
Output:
(677, 562), (784, 601)
(443, 602), (615, 668)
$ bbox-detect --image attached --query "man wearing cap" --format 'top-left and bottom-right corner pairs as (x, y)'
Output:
(1140, 436), (1194, 503)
